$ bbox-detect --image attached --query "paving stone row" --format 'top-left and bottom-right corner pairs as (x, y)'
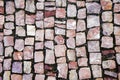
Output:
(0, 0), (120, 80)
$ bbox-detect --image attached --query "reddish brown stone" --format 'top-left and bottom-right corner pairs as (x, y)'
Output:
(69, 62), (77, 69)
(45, 11), (55, 17)
(114, 4), (120, 12)
(0, 7), (4, 14)
(13, 52), (23, 60)
(100, 0), (112, 10)
(102, 50), (115, 55)
(26, 14), (35, 24)
(11, 74), (22, 80)
(114, 14), (120, 25)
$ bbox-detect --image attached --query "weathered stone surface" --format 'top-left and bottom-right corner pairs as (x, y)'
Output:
(67, 38), (75, 49)
(12, 62), (22, 73)
(102, 60), (116, 69)
(16, 27), (26, 36)
(102, 11), (112, 22)
(27, 25), (35, 36)
(6, 15), (14, 22)
(0, 42), (3, 55)
(114, 14), (120, 25)
(25, 37), (34, 45)
(100, 0), (112, 10)
(35, 42), (44, 50)
(114, 26), (120, 35)
(67, 4), (77, 17)
(44, 17), (54, 28)
(69, 70), (78, 80)
(6, 1), (15, 14)
(57, 63), (68, 79)
(77, 8), (86, 19)
(87, 15), (100, 28)
(3, 59), (12, 70)
(36, 30), (44, 41)
(91, 65), (102, 78)
(5, 22), (14, 29)
(4, 36), (14, 46)
(115, 36), (120, 45)
(76, 46), (87, 57)
(69, 61), (77, 69)
(34, 63), (44, 74)
(88, 41), (100, 52)
(77, 1), (85, 8)
(116, 54), (120, 65)
(26, 14), (35, 24)
(4, 29), (12, 35)
(56, 8), (66, 18)
(24, 61), (31, 73)
(11, 74), (22, 80)
(25, 0), (35, 13)
(104, 70), (117, 78)
(56, 0), (66, 7)
(55, 45), (66, 57)
(57, 57), (66, 63)
(79, 67), (91, 79)
(67, 30), (75, 38)
(45, 41), (54, 49)
(14, 39), (24, 51)
(3, 71), (10, 80)
(54, 35), (64, 45)
(67, 19), (76, 29)
(86, 2), (101, 14)
(101, 36), (113, 48)
(67, 50), (76, 61)
(23, 74), (33, 80)
(55, 27), (65, 35)
(23, 46), (33, 60)
(36, 2), (44, 10)
(5, 47), (13, 57)
(15, 10), (25, 26)
(114, 4), (120, 12)
(36, 21), (43, 28)
(76, 32), (86, 46)
(90, 53), (101, 64)
(45, 50), (55, 64)
(45, 29), (54, 40)
(34, 51), (43, 62)
(0, 15), (4, 25)
(87, 27), (100, 40)
(77, 20), (86, 32)
(36, 11), (43, 20)
(13, 52), (23, 60)
(102, 23), (113, 36)
(35, 74), (45, 80)
(15, 0), (25, 9)
(78, 58), (88, 66)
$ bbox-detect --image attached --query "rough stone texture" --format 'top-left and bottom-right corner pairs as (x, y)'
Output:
(77, 8), (86, 19)
(67, 4), (77, 17)
(102, 11), (112, 22)
(114, 14), (120, 25)
(76, 32), (86, 46)
(91, 65), (102, 78)
(55, 45), (66, 57)
(15, 10), (25, 26)
(79, 67), (91, 79)
(87, 15), (100, 28)
(101, 36), (113, 48)
(14, 39), (24, 51)
(2, 1), (120, 80)
(87, 27), (100, 40)
(90, 53), (101, 64)
(102, 60), (116, 69)
(88, 41), (100, 52)
(102, 23), (113, 36)
(86, 2), (101, 14)
(45, 50), (55, 64)
(57, 63), (68, 79)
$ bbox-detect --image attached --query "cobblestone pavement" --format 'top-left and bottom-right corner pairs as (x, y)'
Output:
(0, 0), (120, 80)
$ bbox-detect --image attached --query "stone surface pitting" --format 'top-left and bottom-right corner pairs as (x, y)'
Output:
(1, 0), (120, 80)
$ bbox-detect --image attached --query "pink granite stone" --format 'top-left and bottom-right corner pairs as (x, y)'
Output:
(4, 36), (14, 46)
(55, 45), (66, 57)
(78, 58), (88, 66)
(76, 46), (87, 57)
(67, 38), (75, 49)
(34, 51), (44, 62)
(11, 74), (22, 80)
(14, 39), (24, 51)
(79, 67), (91, 79)
(56, 8), (66, 18)
(34, 63), (44, 74)
(54, 35), (64, 45)
(13, 52), (23, 60)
